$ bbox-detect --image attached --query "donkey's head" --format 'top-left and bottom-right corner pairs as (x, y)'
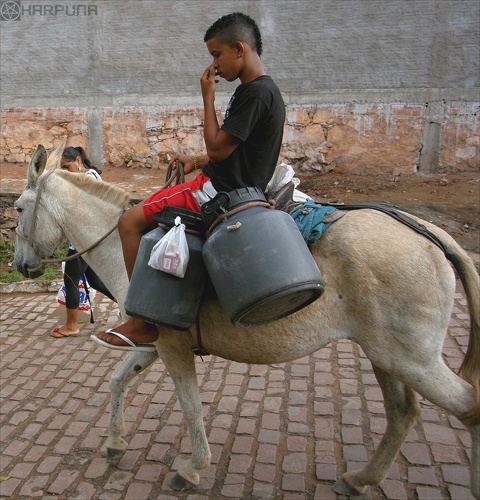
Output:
(14, 139), (67, 278)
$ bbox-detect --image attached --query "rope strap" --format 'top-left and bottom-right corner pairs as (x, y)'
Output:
(206, 201), (271, 239)
(22, 223), (120, 274)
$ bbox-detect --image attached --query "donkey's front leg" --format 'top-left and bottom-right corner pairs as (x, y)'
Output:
(156, 337), (211, 490)
(106, 350), (158, 461)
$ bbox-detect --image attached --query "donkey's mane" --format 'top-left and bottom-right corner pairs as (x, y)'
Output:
(55, 170), (131, 209)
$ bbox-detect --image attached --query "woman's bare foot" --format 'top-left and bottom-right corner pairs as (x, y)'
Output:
(51, 326), (80, 338)
(94, 318), (158, 347)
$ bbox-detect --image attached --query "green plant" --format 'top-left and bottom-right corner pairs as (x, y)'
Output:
(41, 268), (61, 280)
(55, 242), (69, 259)
(0, 240), (68, 283)
(0, 270), (24, 283)
(0, 240), (15, 263)
(0, 267), (62, 283)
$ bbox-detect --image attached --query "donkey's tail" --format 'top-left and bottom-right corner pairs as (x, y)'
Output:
(445, 241), (480, 425)
(405, 211), (480, 426)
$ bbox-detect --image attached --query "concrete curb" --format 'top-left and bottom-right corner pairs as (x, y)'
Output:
(0, 279), (62, 294)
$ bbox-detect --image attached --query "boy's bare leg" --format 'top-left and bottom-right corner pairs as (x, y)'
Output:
(95, 202), (159, 346)
(119, 201), (149, 280)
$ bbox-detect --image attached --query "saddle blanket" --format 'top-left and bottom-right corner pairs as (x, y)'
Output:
(290, 200), (338, 246)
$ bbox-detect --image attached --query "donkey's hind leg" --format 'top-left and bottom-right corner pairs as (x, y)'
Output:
(106, 350), (158, 461)
(397, 356), (479, 498)
(332, 364), (420, 496)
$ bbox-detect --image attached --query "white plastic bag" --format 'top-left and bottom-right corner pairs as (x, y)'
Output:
(266, 162), (296, 194)
(266, 162), (312, 203)
(148, 216), (189, 278)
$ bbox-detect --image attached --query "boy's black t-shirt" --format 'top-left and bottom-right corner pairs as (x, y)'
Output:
(203, 75), (285, 193)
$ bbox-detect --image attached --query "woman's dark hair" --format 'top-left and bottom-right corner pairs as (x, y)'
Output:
(204, 12), (263, 56)
(62, 146), (102, 174)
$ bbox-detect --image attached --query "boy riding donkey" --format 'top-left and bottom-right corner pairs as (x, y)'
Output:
(92, 12), (285, 351)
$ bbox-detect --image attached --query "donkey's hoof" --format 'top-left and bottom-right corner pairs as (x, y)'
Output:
(106, 447), (124, 463)
(170, 473), (196, 491)
(332, 477), (364, 496)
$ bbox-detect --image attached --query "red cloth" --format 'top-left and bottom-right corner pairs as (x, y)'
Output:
(142, 172), (210, 227)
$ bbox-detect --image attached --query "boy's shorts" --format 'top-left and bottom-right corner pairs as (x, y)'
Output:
(143, 172), (217, 228)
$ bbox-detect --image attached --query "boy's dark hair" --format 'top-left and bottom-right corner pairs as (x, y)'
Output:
(204, 12), (263, 56)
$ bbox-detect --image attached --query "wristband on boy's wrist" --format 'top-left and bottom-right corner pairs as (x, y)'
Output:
(194, 153), (200, 171)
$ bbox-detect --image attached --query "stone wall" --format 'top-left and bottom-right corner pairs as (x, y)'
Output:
(0, 193), (18, 245)
(1, 0), (479, 175)
(2, 97), (478, 175)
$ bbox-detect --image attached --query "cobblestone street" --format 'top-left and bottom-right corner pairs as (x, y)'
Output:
(0, 282), (476, 499)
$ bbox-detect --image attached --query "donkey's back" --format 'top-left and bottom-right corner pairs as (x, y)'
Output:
(198, 208), (458, 366)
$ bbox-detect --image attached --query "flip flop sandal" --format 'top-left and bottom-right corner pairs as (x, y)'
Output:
(90, 329), (156, 352)
(51, 327), (80, 338)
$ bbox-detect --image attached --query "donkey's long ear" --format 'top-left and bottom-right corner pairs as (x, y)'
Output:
(46, 136), (67, 170)
(27, 145), (48, 187)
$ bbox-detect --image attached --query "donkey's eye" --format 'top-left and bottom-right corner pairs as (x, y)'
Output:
(14, 206), (22, 213)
